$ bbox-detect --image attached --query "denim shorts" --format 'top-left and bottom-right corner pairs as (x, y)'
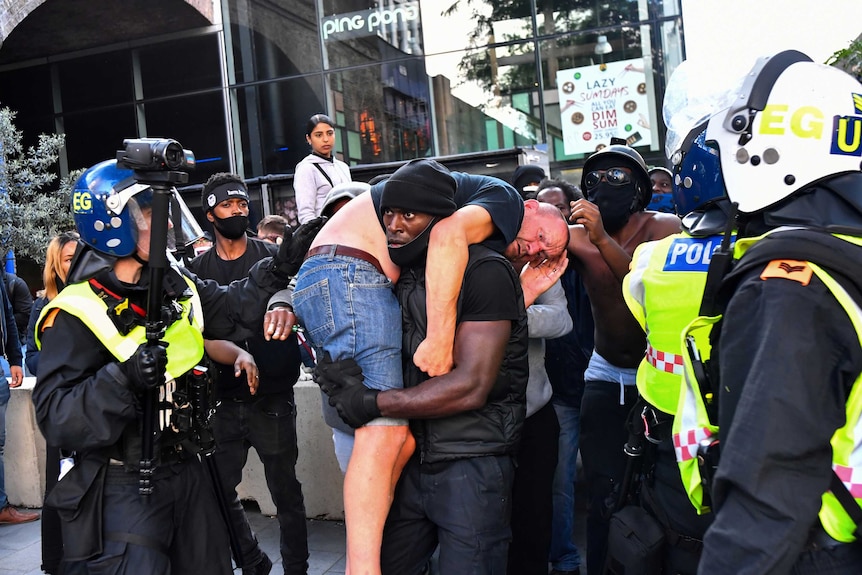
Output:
(293, 253), (406, 427)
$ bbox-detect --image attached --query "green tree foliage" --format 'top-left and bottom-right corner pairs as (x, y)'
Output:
(0, 106), (78, 265)
(826, 35), (862, 82)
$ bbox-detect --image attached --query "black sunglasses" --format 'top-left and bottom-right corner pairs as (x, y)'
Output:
(584, 167), (631, 189)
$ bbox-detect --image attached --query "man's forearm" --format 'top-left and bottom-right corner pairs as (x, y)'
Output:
(594, 235), (632, 281)
(424, 231), (465, 349)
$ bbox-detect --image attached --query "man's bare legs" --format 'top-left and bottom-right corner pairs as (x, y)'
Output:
(344, 424), (415, 575)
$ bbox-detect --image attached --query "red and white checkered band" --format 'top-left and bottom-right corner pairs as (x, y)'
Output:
(833, 464), (862, 499)
(673, 427), (713, 462)
(647, 343), (685, 375)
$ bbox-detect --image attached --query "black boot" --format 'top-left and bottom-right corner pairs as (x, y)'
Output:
(242, 553), (273, 575)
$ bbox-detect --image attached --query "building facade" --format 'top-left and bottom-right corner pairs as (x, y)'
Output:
(0, 0), (684, 221)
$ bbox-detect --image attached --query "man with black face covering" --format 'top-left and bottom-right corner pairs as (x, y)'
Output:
(187, 173), (308, 575)
(564, 144), (680, 574)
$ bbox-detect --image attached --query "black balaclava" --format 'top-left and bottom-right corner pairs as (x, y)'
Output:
(586, 157), (640, 234)
(380, 159), (457, 267)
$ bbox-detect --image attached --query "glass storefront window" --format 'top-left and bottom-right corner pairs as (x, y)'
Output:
(0, 0), (686, 197)
(140, 35), (222, 98)
(329, 60), (432, 163)
(63, 106), (137, 172)
(225, 0), (323, 81)
(59, 52), (133, 113)
(322, 0), (423, 68)
(233, 76), (327, 176)
(143, 92), (230, 184)
(0, 65), (54, 149)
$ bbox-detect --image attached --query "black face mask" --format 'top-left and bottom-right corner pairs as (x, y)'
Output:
(388, 218), (438, 268)
(589, 183), (637, 234)
(212, 214), (249, 240)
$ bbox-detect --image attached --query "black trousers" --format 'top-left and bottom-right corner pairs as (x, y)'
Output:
(580, 381), (639, 575)
(63, 460), (233, 575)
(210, 394), (309, 574)
(381, 454), (515, 575)
(507, 402), (560, 575)
(647, 439), (714, 575)
(42, 444), (64, 574)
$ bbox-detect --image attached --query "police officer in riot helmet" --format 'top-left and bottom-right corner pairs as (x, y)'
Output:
(616, 121), (730, 575)
(31, 145), (323, 574)
(696, 50), (862, 573)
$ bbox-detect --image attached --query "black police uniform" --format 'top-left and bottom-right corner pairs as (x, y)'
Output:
(33, 258), (286, 574)
(700, 229), (862, 574)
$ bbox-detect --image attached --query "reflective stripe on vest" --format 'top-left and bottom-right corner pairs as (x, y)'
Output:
(810, 258), (862, 543)
(624, 233), (721, 414)
(673, 313), (722, 514)
(646, 343), (684, 375)
(36, 274), (205, 382)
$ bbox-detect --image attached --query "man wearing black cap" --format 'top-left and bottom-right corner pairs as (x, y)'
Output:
(512, 163), (548, 200)
(292, 158), (568, 573)
(316, 170), (566, 573)
(187, 173), (308, 575)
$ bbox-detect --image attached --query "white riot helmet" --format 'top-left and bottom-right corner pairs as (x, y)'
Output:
(705, 50), (862, 214)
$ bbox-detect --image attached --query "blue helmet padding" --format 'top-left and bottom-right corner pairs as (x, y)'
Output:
(72, 159), (150, 257)
(672, 129), (726, 217)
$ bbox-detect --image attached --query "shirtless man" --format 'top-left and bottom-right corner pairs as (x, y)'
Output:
(565, 144), (681, 575)
(290, 158), (568, 574)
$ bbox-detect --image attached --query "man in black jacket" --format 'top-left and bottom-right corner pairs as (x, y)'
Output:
(32, 158), (319, 573)
(187, 173), (308, 575)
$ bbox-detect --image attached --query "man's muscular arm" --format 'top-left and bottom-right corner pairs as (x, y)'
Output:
(379, 319), (510, 418)
(415, 205), (497, 376)
(317, 319), (511, 426)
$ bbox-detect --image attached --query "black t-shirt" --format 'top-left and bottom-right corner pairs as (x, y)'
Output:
(370, 171), (524, 254)
(458, 259), (522, 323)
(187, 238), (300, 399)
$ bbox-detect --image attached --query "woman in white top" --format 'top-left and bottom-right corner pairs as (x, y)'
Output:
(293, 113), (352, 223)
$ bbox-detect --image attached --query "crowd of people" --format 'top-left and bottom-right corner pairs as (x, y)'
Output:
(2, 51), (862, 575)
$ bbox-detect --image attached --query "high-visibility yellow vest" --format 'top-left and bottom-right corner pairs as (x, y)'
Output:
(36, 275), (205, 383)
(674, 231), (862, 542)
(624, 232), (725, 414)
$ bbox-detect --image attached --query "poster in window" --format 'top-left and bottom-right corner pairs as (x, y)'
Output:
(556, 57), (652, 155)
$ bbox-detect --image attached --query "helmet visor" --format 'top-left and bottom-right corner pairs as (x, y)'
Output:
(663, 60), (741, 159)
(127, 187), (204, 254)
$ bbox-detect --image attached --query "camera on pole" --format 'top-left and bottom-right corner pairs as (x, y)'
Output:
(117, 138), (195, 177)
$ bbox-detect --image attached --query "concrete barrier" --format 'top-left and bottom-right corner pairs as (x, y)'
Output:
(4, 374), (345, 519)
(5, 378), (47, 508)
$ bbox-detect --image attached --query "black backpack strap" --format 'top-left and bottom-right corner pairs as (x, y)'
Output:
(313, 163), (334, 188)
(830, 471), (862, 539)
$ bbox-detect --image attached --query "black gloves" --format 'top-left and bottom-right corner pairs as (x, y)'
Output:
(122, 342), (168, 394)
(314, 352), (381, 428)
(272, 216), (327, 280)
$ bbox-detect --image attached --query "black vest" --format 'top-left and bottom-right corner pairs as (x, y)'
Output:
(398, 245), (529, 463)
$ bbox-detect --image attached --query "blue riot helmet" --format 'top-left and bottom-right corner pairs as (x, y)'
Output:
(670, 124), (726, 217)
(72, 159), (203, 258)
